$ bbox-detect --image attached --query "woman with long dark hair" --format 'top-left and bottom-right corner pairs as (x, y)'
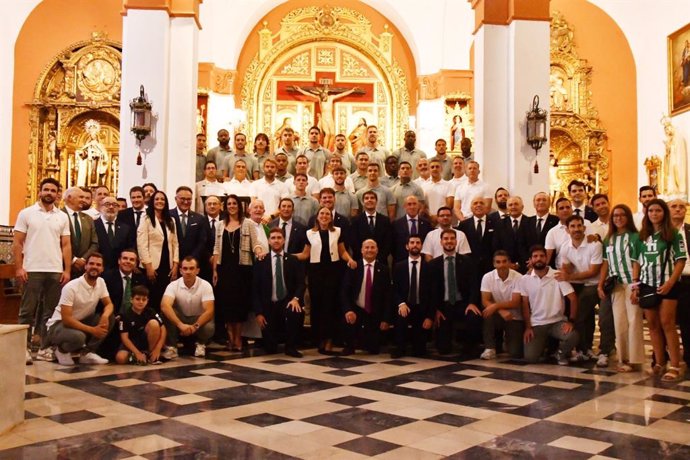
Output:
(631, 199), (687, 381)
(212, 194), (265, 351)
(598, 204), (642, 372)
(296, 206), (357, 354)
(137, 190), (179, 311)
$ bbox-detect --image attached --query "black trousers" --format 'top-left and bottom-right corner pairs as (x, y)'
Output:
(344, 308), (381, 354)
(435, 301), (483, 354)
(308, 262), (341, 346)
(393, 304), (429, 356)
(261, 299), (305, 353)
(677, 277), (690, 365)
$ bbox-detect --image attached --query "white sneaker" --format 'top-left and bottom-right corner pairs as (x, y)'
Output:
(556, 351), (570, 366)
(55, 348), (75, 366)
(480, 348), (497, 360)
(26, 349), (33, 365)
(596, 353), (609, 368)
(194, 343), (206, 357)
(161, 346), (178, 360)
(35, 347), (55, 362)
(79, 351), (108, 364)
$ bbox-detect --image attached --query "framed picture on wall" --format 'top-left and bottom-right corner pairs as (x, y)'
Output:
(668, 22), (690, 115)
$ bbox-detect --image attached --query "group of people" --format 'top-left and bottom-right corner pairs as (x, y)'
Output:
(13, 125), (690, 382)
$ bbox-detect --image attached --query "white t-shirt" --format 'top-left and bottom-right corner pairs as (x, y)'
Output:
(285, 175), (321, 197)
(519, 267), (574, 326)
(251, 178), (289, 216)
(454, 179), (491, 217)
(558, 239), (603, 286)
(585, 219), (609, 241)
(223, 178), (253, 197)
(14, 203), (71, 273)
(421, 228), (471, 258)
(47, 276), (110, 329)
(163, 277), (215, 317)
(422, 179), (454, 216)
(447, 175), (468, 195)
(480, 269), (523, 320)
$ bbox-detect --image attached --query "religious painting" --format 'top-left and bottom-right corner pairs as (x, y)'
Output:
(668, 22), (690, 115)
(196, 92), (208, 135)
(444, 98), (473, 157)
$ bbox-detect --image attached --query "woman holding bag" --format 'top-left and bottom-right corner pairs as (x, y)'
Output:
(631, 199), (687, 381)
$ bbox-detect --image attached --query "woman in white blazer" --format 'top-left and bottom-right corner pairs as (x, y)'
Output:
(137, 190), (179, 311)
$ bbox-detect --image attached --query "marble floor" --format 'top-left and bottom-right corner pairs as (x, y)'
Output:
(1, 343), (690, 459)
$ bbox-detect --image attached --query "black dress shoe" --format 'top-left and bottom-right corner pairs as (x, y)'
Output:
(390, 349), (404, 359)
(340, 347), (354, 356)
(318, 348), (338, 356)
(285, 348), (303, 358)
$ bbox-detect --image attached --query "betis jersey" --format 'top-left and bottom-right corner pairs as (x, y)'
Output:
(631, 230), (687, 287)
(603, 232), (639, 284)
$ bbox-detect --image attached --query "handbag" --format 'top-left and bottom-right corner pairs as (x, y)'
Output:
(637, 245), (670, 309)
(602, 275), (617, 296)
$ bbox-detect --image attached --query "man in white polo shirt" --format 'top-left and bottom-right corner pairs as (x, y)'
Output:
(421, 206), (470, 261)
(13, 177), (72, 364)
(45, 253), (114, 365)
(521, 245), (579, 365)
(422, 159), (454, 226)
(453, 160), (492, 221)
(252, 158), (289, 222)
(160, 256), (215, 359)
(545, 197), (575, 266)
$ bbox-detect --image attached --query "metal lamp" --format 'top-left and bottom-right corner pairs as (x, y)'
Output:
(526, 95), (548, 173)
(129, 85), (152, 165)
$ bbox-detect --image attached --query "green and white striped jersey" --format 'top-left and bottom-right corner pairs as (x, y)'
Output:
(603, 232), (638, 284)
(632, 230), (687, 287)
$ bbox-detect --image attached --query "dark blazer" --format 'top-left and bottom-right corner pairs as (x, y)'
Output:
(341, 259), (392, 322)
(493, 214), (533, 273)
(391, 215), (432, 261)
(307, 211), (352, 250)
(392, 258), (433, 320)
(525, 213), (559, 247)
(269, 218), (307, 254)
(252, 252), (306, 316)
(102, 268), (146, 313)
(487, 210), (508, 227)
(171, 208), (208, 263)
(457, 214), (498, 276)
(119, 207), (146, 231)
(576, 205), (598, 223)
(351, 211), (392, 261)
(428, 253), (480, 309)
(94, 218), (135, 269)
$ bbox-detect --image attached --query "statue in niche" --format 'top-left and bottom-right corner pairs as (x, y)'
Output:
(348, 117), (368, 154)
(549, 75), (569, 110)
(450, 115), (466, 151)
(196, 104), (206, 135)
(46, 131), (58, 166)
(273, 116), (301, 149)
(661, 114), (688, 199)
(76, 119), (109, 187)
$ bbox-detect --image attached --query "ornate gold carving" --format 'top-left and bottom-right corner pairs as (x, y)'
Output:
(549, 12), (608, 201)
(211, 67), (235, 94)
(279, 52), (311, 76)
(317, 49), (334, 66)
(341, 52), (369, 77)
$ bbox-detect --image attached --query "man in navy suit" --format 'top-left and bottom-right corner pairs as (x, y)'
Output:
(270, 198), (307, 254)
(526, 191), (559, 248)
(392, 195), (432, 261)
(494, 196), (532, 274)
(428, 229), (482, 356)
(119, 186), (147, 230)
(94, 196), (135, 269)
(457, 196), (498, 278)
(391, 235), (433, 358)
(171, 186), (208, 274)
(253, 228), (306, 357)
(568, 180), (597, 223)
(341, 239), (392, 355)
(351, 190), (392, 261)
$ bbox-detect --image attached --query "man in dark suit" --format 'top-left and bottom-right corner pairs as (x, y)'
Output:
(62, 187), (99, 278)
(487, 187), (510, 226)
(428, 229), (482, 356)
(253, 228), (306, 357)
(307, 188), (351, 251)
(670, 199), (690, 367)
(270, 198), (307, 254)
(568, 180), (597, 223)
(391, 235), (433, 358)
(493, 196), (532, 273)
(526, 191), (559, 247)
(392, 195), (432, 261)
(351, 190), (392, 261)
(171, 186), (208, 273)
(119, 186), (147, 230)
(458, 196), (498, 278)
(94, 196), (135, 269)
(199, 195), (223, 283)
(341, 239), (392, 355)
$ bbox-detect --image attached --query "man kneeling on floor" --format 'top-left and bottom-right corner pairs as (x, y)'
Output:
(116, 285), (166, 364)
(45, 253), (114, 365)
(160, 256), (215, 359)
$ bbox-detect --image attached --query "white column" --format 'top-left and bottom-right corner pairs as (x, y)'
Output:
(119, 9), (171, 198)
(165, 17), (199, 197)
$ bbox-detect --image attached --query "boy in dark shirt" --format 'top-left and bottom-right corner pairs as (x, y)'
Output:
(115, 285), (166, 364)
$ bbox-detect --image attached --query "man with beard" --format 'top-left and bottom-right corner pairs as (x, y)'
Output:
(225, 132), (259, 180)
(252, 158), (290, 222)
(520, 245), (579, 365)
(350, 152), (370, 192)
(381, 155), (400, 188)
(429, 139), (453, 181)
(319, 156), (355, 193)
(357, 125), (389, 172)
(45, 253), (115, 365)
(194, 161), (226, 213)
(390, 161), (425, 219)
(301, 126), (330, 180)
(206, 129), (233, 180)
(392, 130), (427, 178)
(14, 177), (72, 364)
(488, 187), (510, 225)
(120, 186), (147, 230)
(94, 196), (135, 269)
(195, 133), (207, 182)
(331, 166), (359, 218)
(331, 133), (355, 173)
(274, 152), (293, 182)
(270, 198), (307, 254)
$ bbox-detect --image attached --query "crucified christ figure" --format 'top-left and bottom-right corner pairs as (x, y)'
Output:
(288, 84), (363, 150)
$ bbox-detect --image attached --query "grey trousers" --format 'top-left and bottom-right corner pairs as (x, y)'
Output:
(524, 320), (579, 363)
(46, 313), (114, 353)
(164, 309), (215, 347)
(18, 272), (62, 347)
(482, 314), (525, 358)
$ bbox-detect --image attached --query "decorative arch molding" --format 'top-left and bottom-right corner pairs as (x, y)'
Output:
(240, 5), (411, 148)
(26, 32), (122, 204)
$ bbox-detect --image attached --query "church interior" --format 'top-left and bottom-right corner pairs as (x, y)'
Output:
(2, 0), (690, 458)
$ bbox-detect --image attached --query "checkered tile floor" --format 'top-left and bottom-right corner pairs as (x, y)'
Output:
(2, 344), (690, 459)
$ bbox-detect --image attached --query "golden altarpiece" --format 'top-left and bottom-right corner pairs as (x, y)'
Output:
(27, 32), (121, 204)
(549, 12), (609, 203)
(240, 6), (410, 151)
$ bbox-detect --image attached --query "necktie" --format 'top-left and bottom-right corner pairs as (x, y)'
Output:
(181, 213), (187, 238)
(513, 219), (519, 234)
(575, 209), (582, 216)
(72, 212), (82, 241)
(107, 221), (115, 243)
(476, 218), (483, 237)
(537, 217), (543, 234)
(365, 264), (373, 313)
(368, 215), (375, 232)
(211, 218), (216, 233)
(410, 218), (418, 235)
(446, 256), (456, 304)
(122, 275), (132, 313)
(275, 254), (286, 300)
(409, 260), (418, 305)
(135, 211), (142, 228)
(281, 221), (289, 248)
